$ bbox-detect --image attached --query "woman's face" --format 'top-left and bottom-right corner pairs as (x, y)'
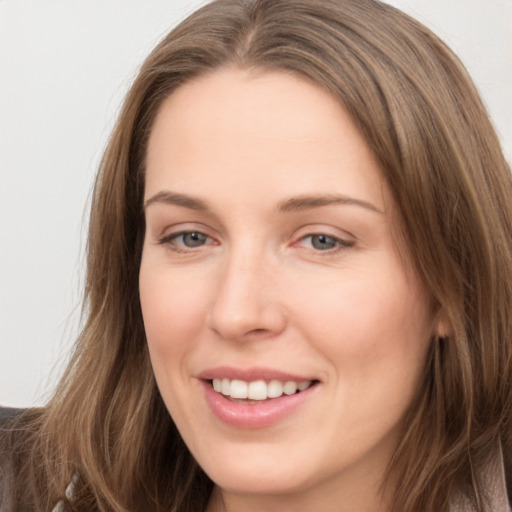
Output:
(140, 69), (439, 510)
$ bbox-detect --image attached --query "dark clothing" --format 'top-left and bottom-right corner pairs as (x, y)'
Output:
(0, 407), (24, 424)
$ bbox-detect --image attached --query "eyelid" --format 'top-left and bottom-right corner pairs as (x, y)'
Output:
(154, 220), (214, 240)
(156, 223), (219, 251)
(153, 222), (355, 254)
(291, 225), (356, 254)
(293, 224), (355, 241)
(297, 233), (353, 250)
(159, 230), (211, 243)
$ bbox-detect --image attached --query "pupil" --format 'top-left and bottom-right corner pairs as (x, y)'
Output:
(184, 232), (206, 247)
(312, 234), (336, 250)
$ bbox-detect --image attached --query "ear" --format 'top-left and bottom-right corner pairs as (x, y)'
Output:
(433, 308), (453, 339)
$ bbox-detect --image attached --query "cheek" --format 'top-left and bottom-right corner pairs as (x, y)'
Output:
(289, 260), (433, 378)
(139, 264), (213, 429)
(139, 264), (209, 363)
(294, 272), (432, 442)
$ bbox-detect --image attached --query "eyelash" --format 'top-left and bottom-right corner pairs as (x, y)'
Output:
(157, 231), (215, 252)
(158, 230), (354, 255)
(297, 233), (354, 253)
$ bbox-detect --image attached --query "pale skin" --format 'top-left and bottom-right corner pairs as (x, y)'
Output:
(139, 68), (443, 512)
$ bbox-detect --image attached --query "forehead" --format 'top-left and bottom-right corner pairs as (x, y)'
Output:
(145, 68), (388, 212)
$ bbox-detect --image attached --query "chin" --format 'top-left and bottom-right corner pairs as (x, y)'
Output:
(206, 465), (309, 496)
(192, 440), (328, 497)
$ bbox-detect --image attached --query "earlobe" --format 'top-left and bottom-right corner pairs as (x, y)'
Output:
(433, 309), (453, 339)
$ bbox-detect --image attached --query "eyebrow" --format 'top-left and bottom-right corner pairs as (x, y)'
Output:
(144, 191), (209, 211)
(144, 190), (382, 214)
(276, 194), (383, 214)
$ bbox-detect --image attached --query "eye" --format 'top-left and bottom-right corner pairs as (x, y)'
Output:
(159, 231), (213, 250)
(299, 233), (353, 252)
(177, 232), (209, 247)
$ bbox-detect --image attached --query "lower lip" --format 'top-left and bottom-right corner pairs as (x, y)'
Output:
(201, 380), (318, 429)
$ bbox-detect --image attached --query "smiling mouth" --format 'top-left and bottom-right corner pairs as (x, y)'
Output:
(210, 378), (318, 403)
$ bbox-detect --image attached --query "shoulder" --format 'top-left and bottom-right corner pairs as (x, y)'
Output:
(0, 407), (36, 510)
(0, 407), (41, 460)
(0, 406), (34, 465)
(482, 442), (511, 512)
(0, 405), (28, 455)
(0, 406), (27, 425)
(0, 406), (30, 447)
(0, 406), (28, 453)
(0, 407), (25, 508)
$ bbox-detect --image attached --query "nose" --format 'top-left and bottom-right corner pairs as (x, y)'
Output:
(206, 248), (287, 342)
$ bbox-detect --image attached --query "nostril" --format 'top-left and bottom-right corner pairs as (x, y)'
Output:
(247, 328), (270, 336)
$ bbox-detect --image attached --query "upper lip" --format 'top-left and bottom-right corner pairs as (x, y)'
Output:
(198, 366), (317, 382)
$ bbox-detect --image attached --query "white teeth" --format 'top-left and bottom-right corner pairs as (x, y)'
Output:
(211, 378), (313, 400)
(221, 378), (230, 395)
(230, 379), (248, 399)
(283, 381), (298, 395)
(297, 381), (310, 391)
(267, 380), (283, 398)
(248, 380), (267, 400)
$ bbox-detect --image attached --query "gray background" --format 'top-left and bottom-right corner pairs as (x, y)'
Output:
(1, 0), (511, 407)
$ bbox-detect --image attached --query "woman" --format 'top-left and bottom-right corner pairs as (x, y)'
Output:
(1, 0), (511, 510)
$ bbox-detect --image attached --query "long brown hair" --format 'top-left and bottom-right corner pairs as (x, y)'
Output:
(2, 1), (512, 510)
